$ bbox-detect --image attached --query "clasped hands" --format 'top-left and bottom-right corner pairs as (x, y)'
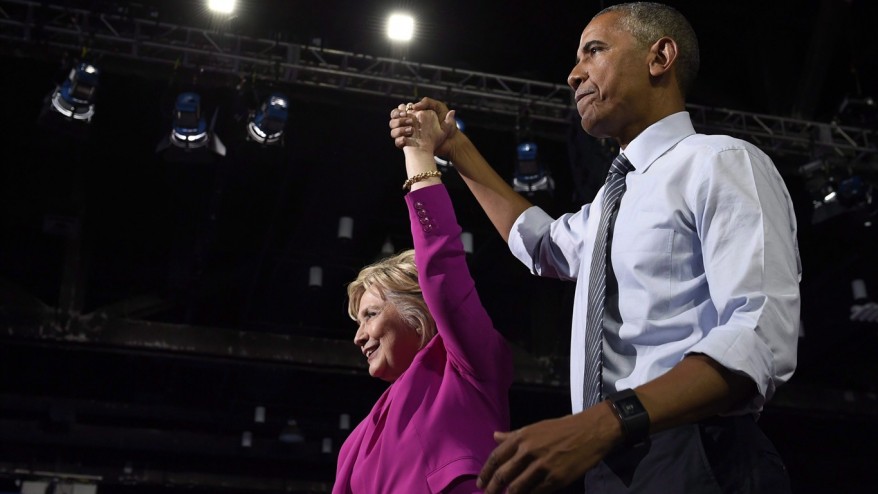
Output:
(388, 97), (458, 156)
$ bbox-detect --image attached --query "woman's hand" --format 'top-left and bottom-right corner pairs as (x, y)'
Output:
(389, 97), (459, 156)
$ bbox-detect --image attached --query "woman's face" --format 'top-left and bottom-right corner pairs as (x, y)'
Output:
(353, 288), (422, 382)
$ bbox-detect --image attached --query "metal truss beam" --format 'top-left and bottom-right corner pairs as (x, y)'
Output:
(688, 103), (877, 163)
(0, 0), (876, 160)
(0, 298), (552, 385)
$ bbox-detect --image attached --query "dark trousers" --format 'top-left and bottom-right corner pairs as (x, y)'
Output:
(584, 415), (791, 493)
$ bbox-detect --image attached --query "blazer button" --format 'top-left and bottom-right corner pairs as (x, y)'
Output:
(414, 201), (425, 210)
(419, 217), (430, 225)
(422, 224), (433, 232)
(417, 209), (428, 218)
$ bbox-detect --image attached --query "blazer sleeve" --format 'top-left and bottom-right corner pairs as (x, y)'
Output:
(406, 184), (513, 384)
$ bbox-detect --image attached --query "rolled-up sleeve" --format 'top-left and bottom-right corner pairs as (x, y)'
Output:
(509, 204), (596, 282)
(687, 145), (801, 412)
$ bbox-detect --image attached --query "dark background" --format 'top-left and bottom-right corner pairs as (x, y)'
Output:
(1, 1), (877, 493)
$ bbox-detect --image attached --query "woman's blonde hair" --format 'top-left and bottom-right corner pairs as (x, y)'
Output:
(347, 249), (436, 348)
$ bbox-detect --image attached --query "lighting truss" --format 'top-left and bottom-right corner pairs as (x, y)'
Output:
(688, 104), (877, 162)
(0, 0), (875, 161)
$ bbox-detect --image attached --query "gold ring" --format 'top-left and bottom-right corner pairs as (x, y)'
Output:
(406, 103), (414, 112)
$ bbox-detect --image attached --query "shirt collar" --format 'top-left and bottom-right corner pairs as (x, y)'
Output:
(620, 111), (695, 174)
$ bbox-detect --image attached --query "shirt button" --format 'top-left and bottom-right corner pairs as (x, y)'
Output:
(417, 209), (428, 218)
(419, 217), (430, 225)
(414, 202), (425, 210)
(422, 224), (433, 232)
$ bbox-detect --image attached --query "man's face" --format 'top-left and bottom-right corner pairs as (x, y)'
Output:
(568, 12), (652, 144)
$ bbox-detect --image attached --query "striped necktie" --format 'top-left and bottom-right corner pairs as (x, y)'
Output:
(583, 153), (635, 407)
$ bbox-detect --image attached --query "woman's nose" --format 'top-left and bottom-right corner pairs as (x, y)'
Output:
(354, 326), (366, 346)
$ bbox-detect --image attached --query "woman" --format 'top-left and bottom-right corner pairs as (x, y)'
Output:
(333, 106), (513, 493)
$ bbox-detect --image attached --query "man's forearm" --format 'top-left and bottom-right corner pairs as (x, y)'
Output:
(633, 354), (757, 435)
(447, 133), (533, 242)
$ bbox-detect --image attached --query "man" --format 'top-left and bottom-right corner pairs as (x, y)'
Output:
(389, 2), (800, 493)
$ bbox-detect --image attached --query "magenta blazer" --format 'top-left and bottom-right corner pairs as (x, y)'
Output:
(333, 184), (514, 493)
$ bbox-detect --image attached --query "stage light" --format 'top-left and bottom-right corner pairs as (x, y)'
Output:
(374, 236), (395, 262)
(851, 279), (878, 323)
(380, 237), (394, 256)
(207, 0), (236, 15)
(308, 266), (323, 289)
(512, 141), (554, 194)
(156, 91), (226, 160)
(835, 95), (877, 127)
(837, 175), (869, 207)
(801, 158), (877, 225)
(170, 92), (209, 149)
(279, 419), (304, 443)
(48, 62), (100, 122)
(254, 405), (266, 423)
(387, 13), (414, 42)
(822, 184), (837, 203)
(460, 231), (473, 255)
(338, 216), (354, 240)
(246, 93), (289, 146)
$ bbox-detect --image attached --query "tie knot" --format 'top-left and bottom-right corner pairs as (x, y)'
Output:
(610, 154), (635, 177)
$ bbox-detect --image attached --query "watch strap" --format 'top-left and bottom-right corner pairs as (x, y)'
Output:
(606, 388), (651, 448)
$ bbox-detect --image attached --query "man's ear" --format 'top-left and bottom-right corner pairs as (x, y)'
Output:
(648, 36), (678, 77)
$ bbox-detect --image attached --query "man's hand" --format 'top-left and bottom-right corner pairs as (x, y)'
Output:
(389, 97), (459, 156)
(477, 404), (622, 493)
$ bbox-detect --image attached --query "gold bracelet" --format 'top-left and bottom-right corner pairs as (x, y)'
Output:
(403, 170), (442, 191)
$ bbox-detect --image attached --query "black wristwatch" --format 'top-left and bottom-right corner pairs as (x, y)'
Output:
(605, 388), (651, 448)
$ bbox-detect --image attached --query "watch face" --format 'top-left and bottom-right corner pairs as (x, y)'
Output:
(609, 391), (650, 447)
(618, 396), (646, 417)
